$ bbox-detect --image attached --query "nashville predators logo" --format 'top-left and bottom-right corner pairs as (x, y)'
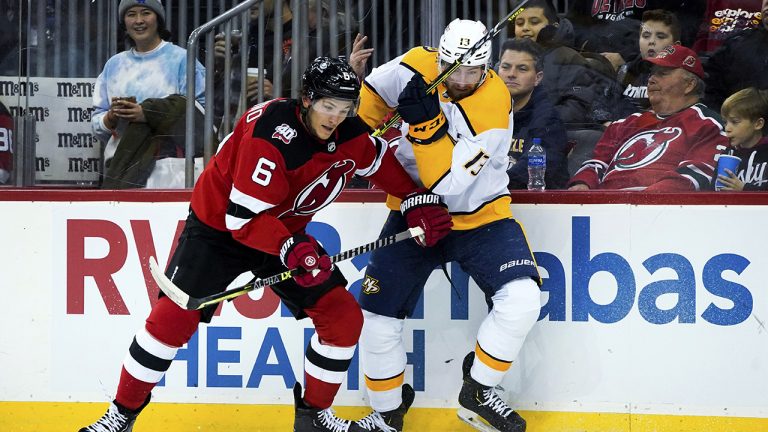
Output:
(361, 276), (381, 295)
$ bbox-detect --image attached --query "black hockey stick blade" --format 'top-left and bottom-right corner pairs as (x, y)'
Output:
(149, 226), (425, 311)
(372, 0), (530, 138)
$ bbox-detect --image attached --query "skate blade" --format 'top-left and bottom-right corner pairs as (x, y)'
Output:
(457, 408), (501, 432)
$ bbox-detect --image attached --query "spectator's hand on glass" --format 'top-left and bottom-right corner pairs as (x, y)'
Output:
(717, 169), (744, 191)
(568, 183), (590, 191)
(246, 76), (273, 102)
(349, 33), (374, 79)
(111, 97), (145, 124)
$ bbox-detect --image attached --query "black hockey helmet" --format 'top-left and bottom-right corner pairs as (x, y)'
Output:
(301, 57), (360, 102)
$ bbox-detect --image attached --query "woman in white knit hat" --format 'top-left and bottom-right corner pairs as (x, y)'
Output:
(91, 0), (206, 189)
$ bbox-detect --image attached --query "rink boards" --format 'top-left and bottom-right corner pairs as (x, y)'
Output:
(0, 190), (766, 431)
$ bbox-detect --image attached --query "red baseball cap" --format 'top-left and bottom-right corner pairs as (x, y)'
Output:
(645, 45), (705, 79)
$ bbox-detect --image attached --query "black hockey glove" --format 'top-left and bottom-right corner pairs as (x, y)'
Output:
(397, 74), (448, 145)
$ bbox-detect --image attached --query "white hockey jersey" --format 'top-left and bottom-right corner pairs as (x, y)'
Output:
(359, 46), (514, 230)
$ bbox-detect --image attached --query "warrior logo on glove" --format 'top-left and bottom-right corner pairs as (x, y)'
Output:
(400, 189), (453, 247)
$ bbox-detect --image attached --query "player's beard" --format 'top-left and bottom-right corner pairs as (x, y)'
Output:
(444, 83), (476, 101)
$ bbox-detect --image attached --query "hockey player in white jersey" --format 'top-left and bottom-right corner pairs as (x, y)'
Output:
(352, 19), (543, 432)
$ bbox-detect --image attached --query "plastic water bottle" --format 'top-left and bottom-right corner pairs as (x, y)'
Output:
(527, 138), (546, 191)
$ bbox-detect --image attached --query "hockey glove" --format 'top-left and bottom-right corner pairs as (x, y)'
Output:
(279, 234), (333, 288)
(397, 74), (448, 145)
(400, 189), (453, 247)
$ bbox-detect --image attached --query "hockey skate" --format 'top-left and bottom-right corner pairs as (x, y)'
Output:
(355, 383), (416, 432)
(78, 394), (151, 432)
(293, 383), (367, 432)
(457, 353), (526, 432)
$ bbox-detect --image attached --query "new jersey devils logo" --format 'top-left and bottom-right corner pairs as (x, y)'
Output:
(291, 160), (356, 216)
(612, 127), (681, 170)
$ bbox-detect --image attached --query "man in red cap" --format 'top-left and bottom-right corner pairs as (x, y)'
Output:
(567, 45), (730, 191)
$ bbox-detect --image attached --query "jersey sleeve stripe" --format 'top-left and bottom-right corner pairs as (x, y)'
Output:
(225, 212), (251, 231)
(355, 136), (386, 177)
(678, 164), (713, 190)
(229, 185), (276, 215)
(225, 186), (277, 230)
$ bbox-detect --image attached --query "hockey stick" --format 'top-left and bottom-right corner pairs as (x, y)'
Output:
(149, 226), (425, 310)
(372, 0), (530, 138)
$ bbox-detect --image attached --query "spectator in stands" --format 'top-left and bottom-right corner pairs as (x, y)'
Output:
(214, 0), (353, 103)
(0, 0), (20, 75)
(714, 87), (768, 190)
(568, 45), (729, 191)
(213, 0), (289, 105)
(616, 9), (681, 117)
(497, 38), (569, 189)
(93, 0), (206, 189)
(704, 0), (768, 113)
(0, 99), (12, 184)
(693, 0), (763, 55)
(514, 0), (624, 129)
(565, 0), (704, 70)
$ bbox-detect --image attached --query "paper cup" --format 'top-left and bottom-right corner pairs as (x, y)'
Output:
(247, 68), (263, 79)
(715, 154), (741, 190)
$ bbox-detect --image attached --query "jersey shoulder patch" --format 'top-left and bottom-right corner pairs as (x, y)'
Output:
(250, 99), (303, 145)
(247, 99), (315, 170)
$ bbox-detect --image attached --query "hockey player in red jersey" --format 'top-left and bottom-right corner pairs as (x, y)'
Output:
(78, 57), (452, 432)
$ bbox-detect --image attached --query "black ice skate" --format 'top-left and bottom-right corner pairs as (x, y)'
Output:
(79, 394), (151, 432)
(293, 383), (367, 432)
(457, 352), (526, 432)
(355, 383), (416, 432)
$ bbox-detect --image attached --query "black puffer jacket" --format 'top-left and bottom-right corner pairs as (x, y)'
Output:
(536, 19), (624, 128)
(704, 26), (768, 113)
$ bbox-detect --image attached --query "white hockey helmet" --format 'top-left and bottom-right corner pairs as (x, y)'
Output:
(438, 19), (491, 68)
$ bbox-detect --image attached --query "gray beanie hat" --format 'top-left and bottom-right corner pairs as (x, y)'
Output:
(119, 0), (166, 22)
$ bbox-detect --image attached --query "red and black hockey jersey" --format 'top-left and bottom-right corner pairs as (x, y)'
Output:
(569, 104), (729, 191)
(190, 98), (418, 254)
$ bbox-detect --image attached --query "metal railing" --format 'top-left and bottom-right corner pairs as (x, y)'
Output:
(1, 0), (569, 188)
